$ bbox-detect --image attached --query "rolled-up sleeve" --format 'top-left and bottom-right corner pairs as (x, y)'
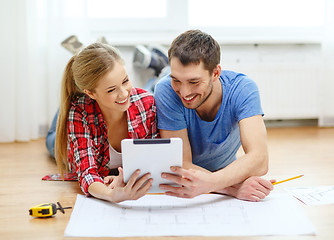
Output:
(68, 107), (104, 195)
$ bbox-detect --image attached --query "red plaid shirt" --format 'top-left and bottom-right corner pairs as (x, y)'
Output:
(67, 88), (158, 195)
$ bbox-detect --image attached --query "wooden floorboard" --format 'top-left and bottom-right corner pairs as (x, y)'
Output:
(0, 126), (333, 239)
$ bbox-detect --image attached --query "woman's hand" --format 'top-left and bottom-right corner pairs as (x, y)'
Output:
(219, 176), (276, 202)
(105, 167), (153, 203)
(104, 175), (117, 187)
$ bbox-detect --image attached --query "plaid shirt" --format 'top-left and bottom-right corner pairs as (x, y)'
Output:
(67, 88), (158, 195)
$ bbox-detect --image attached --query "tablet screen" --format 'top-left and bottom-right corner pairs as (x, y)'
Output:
(121, 138), (183, 193)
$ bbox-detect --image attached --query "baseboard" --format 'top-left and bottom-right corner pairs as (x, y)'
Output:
(264, 119), (318, 128)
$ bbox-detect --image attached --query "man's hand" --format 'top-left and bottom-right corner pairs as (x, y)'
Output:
(159, 166), (216, 198)
(219, 176), (276, 202)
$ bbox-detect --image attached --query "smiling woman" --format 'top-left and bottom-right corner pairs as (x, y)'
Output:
(83, 61), (133, 115)
(55, 43), (159, 204)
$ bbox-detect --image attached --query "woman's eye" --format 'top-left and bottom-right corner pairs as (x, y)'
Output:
(123, 79), (129, 84)
(107, 89), (115, 93)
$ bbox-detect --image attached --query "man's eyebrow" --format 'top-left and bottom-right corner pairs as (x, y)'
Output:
(188, 77), (200, 81)
(105, 75), (128, 90)
(170, 74), (200, 81)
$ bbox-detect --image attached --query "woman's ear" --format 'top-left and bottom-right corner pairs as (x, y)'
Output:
(84, 89), (96, 100)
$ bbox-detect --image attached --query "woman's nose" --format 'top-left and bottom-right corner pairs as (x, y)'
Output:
(118, 86), (128, 98)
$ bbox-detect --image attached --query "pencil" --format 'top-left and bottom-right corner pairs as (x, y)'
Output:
(272, 175), (304, 185)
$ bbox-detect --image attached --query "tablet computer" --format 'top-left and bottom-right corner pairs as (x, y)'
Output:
(121, 138), (183, 193)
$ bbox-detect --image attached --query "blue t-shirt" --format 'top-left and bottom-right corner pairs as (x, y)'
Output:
(154, 70), (264, 172)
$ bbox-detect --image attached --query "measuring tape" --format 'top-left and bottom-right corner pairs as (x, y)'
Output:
(29, 202), (72, 218)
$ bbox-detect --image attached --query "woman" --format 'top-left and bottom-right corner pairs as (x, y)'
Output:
(55, 43), (158, 203)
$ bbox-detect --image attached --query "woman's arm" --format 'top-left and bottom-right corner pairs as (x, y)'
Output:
(88, 168), (153, 203)
(68, 106), (153, 202)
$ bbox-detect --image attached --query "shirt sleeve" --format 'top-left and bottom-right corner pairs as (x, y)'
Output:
(231, 76), (264, 122)
(147, 98), (159, 139)
(154, 76), (188, 131)
(128, 89), (159, 139)
(67, 106), (104, 195)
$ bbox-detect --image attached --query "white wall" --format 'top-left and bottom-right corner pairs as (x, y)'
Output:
(0, 0), (333, 142)
(120, 43), (322, 121)
(221, 44), (321, 120)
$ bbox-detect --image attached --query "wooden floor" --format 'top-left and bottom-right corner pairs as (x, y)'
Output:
(0, 126), (333, 240)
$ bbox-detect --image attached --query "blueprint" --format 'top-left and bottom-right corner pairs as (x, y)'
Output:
(285, 185), (334, 205)
(65, 193), (316, 237)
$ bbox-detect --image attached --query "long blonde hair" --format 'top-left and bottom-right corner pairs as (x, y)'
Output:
(55, 43), (124, 175)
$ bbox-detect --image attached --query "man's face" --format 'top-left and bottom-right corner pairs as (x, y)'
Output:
(170, 58), (214, 110)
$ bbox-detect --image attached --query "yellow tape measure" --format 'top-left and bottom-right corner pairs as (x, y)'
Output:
(29, 202), (72, 218)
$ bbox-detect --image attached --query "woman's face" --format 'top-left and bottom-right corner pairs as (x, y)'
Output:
(85, 61), (132, 113)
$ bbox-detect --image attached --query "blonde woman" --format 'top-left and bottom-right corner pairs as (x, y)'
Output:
(55, 43), (158, 203)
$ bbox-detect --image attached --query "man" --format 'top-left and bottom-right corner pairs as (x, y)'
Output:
(154, 30), (275, 201)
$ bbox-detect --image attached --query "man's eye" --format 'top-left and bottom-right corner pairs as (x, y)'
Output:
(190, 82), (199, 85)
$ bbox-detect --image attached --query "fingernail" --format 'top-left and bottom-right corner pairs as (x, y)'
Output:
(161, 173), (166, 178)
(170, 166), (176, 171)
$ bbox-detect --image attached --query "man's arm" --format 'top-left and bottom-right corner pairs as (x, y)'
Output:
(212, 115), (274, 201)
(159, 128), (208, 172)
(159, 115), (274, 200)
(212, 114), (269, 187)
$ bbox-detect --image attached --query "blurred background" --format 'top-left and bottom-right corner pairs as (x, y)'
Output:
(0, 0), (333, 142)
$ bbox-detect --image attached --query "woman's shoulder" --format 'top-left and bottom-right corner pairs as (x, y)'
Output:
(69, 94), (101, 117)
(71, 94), (91, 106)
(129, 88), (156, 116)
(130, 88), (154, 103)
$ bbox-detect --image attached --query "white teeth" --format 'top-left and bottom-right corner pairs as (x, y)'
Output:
(184, 95), (195, 101)
(116, 98), (127, 103)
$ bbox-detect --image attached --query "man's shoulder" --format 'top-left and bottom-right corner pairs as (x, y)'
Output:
(155, 75), (178, 99)
(221, 70), (256, 88)
(155, 75), (172, 91)
(221, 70), (248, 82)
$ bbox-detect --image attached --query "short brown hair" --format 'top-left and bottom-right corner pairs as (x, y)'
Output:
(168, 30), (220, 74)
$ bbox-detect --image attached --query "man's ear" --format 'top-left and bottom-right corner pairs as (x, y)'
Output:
(212, 64), (221, 80)
(84, 89), (96, 100)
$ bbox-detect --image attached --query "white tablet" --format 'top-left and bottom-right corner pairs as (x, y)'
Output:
(121, 138), (183, 193)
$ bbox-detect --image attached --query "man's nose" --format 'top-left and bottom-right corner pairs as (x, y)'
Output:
(179, 84), (191, 98)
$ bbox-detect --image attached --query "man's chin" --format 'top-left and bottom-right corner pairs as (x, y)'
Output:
(181, 101), (200, 110)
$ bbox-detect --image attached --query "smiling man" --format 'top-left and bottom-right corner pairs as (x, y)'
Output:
(154, 30), (275, 201)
